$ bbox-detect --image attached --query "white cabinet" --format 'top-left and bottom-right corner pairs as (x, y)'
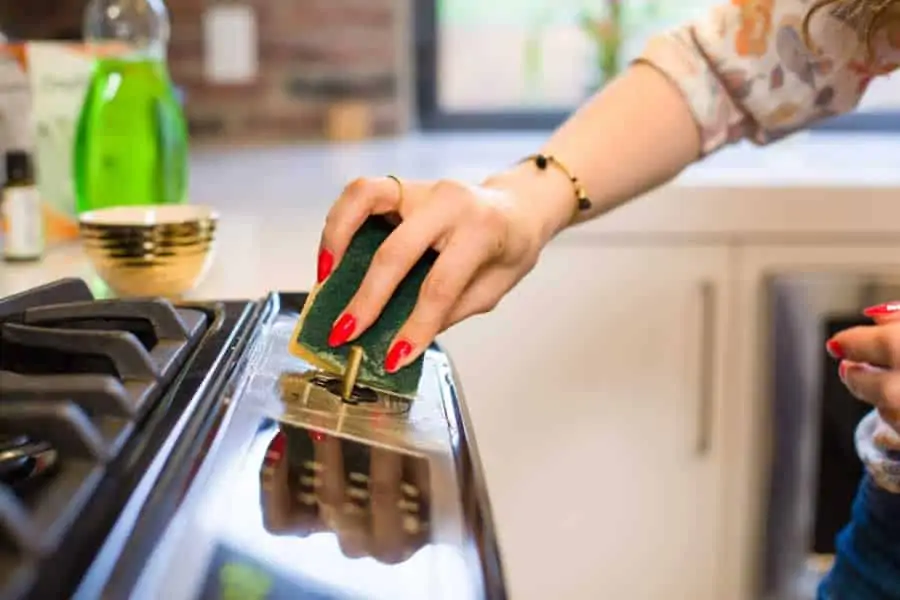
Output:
(439, 240), (733, 600)
(722, 244), (900, 600)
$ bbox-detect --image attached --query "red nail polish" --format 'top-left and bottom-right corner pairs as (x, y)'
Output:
(839, 360), (849, 382)
(826, 339), (844, 359)
(385, 340), (413, 373)
(317, 249), (334, 283)
(863, 302), (900, 318)
(328, 313), (356, 347)
(265, 431), (286, 464)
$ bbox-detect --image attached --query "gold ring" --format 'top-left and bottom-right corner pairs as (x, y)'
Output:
(387, 174), (404, 205)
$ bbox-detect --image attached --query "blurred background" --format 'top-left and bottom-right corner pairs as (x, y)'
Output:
(2, 3), (900, 600)
(5, 0), (900, 145)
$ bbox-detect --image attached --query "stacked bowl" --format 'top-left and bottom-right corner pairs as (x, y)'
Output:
(78, 205), (218, 298)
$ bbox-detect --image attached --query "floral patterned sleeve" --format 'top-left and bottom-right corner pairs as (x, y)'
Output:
(634, 0), (900, 156)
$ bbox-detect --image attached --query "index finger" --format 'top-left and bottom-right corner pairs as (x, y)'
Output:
(319, 177), (403, 277)
(864, 301), (900, 324)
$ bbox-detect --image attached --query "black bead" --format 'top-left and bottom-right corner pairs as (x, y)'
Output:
(578, 196), (592, 211)
(535, 154), (548, 169)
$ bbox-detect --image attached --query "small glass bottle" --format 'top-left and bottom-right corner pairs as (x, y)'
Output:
(1, 150), (44, 262)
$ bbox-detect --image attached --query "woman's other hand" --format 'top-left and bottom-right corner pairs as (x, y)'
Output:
(317, 176), (563, 373)
(828, 303), (900, 448)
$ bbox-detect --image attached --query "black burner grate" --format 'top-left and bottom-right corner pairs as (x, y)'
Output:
(0, 278), (210, 599)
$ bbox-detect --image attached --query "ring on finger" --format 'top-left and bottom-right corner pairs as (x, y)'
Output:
(387, 174), (404, 208)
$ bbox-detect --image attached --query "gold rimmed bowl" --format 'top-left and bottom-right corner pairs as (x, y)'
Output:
(78, 204), (219, 299)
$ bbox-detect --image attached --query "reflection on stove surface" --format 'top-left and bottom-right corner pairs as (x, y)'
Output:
(259, 423), (432, 566)
(278, 371), (412, 417)
(129, 309), (505, 600)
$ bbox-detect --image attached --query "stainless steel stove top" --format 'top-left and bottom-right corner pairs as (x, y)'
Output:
(123, 296), (506, 600)
(0, 279), (507, 600)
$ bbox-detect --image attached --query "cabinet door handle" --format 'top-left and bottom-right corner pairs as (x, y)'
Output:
(697, 280), (716, 457)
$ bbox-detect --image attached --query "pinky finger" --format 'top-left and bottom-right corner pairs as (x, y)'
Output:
(441, 269), (517, 331)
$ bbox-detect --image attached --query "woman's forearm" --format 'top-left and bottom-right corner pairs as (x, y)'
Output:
(486, 0), (880, 247)
(485, 63), (702, 245)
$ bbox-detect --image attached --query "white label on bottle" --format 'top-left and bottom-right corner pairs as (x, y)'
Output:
(203, 5), (258, 84)
(2, 186), (44, 259)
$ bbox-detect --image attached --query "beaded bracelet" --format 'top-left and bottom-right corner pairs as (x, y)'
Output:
(520, 153), (592, 216)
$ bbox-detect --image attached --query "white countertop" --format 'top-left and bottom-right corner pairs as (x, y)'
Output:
(3, 130), (900, 300)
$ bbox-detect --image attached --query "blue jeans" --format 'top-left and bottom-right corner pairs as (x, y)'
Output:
(818, 476), (900, 599)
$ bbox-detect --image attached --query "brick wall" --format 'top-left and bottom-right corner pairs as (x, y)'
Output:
(0, 0), (85, 40)
(0, 0), (414, 146)
(169, 0), (412, 146)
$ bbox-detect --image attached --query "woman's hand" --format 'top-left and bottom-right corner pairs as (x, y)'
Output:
(318, 175), (563, 373)
(828, 303), (900, 449)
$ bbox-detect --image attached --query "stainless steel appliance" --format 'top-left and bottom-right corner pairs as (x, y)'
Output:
(762, 271), (900, 600)
(0, 277), (507, 600)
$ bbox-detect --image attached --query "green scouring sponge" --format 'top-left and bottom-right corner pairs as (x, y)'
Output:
(288, 216), (437, 398)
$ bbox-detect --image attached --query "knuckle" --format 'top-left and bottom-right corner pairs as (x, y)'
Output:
(431, 179), (468, 201)
(478, 296), (501, 314)
(467, 293), (501, 317)
(371, 240), (405, 272)
(422, 274), (458, 307)
(343, 177), (370, 197)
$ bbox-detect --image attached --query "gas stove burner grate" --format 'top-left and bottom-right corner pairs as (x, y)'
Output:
(0, 278), (214, 600)
(0, 435), (59, 492)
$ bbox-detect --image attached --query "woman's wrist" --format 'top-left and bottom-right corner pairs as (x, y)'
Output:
(482, 160), (583, 248)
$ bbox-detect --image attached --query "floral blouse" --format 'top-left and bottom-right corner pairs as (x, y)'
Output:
(637, 0), (900, 156)
(637, 0), (900, 493)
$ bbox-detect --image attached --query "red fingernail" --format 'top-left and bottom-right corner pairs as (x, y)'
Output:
(826, 339), (844, 359)
(385, 340), (413, 373)
(863, 302), (900, 318)
(838, 360), (849, 382)
(265, 431), (286, 464)
(317, 248), (334, 283)
(328, 313), (356, 347)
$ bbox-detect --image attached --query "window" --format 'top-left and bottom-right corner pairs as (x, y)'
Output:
(416, 0), (900, 131)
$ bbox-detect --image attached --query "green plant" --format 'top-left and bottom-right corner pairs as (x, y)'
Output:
(579, 0), (665, 82)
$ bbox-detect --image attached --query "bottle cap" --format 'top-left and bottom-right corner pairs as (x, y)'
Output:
(5, 150), (32, 184)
